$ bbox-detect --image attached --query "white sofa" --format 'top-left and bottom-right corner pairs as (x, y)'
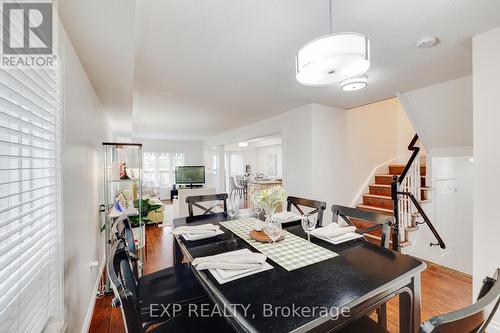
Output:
(173, 187), (223, 218)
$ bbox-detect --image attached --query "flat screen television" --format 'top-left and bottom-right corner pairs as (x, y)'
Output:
(175, 166), (205, 185)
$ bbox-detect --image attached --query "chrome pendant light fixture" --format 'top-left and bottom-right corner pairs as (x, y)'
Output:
(296, 0), (370, 86)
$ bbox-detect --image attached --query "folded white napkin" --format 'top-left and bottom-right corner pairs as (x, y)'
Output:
(192, 252), (267, 270)
(310, 223), (357, 238)
(172, 224), (220, 235)
(274, 211), (301, 222)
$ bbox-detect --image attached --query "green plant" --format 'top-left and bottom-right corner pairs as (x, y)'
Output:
(128, 199), (163, 228)
(101, 199), (163, 231)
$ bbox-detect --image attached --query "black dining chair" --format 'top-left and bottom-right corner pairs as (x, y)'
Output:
(331, 204), (396, 328)
(286, 196), (327, 227)
(338, 268), (500, 333)
(113, 217), (208, 326)
(186, 193), (228, 217)
(107, 239), (234, 333)
(331, 204), (395, 249)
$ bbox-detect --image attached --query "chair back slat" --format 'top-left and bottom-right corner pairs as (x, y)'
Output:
(419, 269), (500, 333)
(186, 193), (228, 217)
(286, 196), (326, 226)
(107, 239), (142, 333)
(331, 204), (394, 249)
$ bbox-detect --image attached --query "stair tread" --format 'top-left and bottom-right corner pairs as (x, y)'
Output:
(370, 184), (391, 188)
(356, 204), (393, 213)
(363, 194), (391, 199)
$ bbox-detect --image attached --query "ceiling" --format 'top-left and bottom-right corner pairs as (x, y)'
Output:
(58, 0), (500, 140)
(225, 134), (283, 150)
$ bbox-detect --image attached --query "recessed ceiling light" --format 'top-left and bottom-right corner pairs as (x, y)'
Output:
(238, 142), (248, 147)
(416, 36), (440, 48)
(341, 75), (368, 91)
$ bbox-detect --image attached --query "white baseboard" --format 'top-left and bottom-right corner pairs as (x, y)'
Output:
(489, 321), (500, 333)
(81, 260), (106, 333)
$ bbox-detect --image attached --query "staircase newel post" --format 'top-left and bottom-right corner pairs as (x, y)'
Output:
(391, 175), (400, 252)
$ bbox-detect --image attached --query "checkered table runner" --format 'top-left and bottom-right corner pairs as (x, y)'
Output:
(220, 218), (337, 271)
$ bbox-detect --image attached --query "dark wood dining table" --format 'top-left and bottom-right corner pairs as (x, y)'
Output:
(172, 210), (426, 333)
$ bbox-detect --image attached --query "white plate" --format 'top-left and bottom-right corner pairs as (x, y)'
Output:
(182, 229), (224, 241)
(313, 232), (364, 245)
(201, 249), (274, 284)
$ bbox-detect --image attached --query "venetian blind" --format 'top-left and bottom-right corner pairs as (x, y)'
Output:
(0, 63), (62, 333)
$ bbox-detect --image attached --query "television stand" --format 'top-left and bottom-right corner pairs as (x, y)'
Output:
(184, 184), (203, 189)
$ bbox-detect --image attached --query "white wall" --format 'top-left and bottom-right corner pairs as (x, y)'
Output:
(253, 144), (283, 178)
(206, 99), (414, 222)
(136, 138), (203, 165)
(399, 75), (473, 155)
(60, 24), (113, 333)
(473, 26), (500, 332)
(205, 104), (313, 198)
(405, 157), (473, 274)
(311, 99), (414, 221)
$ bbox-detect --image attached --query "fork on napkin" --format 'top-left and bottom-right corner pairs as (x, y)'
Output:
(310, 223), (357, 238)
(192, 251), (267, 270)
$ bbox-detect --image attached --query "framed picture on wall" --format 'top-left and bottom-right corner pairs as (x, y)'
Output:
(267, 154), (277, 177)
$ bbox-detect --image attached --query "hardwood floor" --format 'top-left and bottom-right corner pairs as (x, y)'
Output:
(89, 224), (472, 333)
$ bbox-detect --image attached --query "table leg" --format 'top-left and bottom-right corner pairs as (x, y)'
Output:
(399, 274), (422, 333)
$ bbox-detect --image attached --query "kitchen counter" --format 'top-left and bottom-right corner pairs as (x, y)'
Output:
(247, 180), (282, 185)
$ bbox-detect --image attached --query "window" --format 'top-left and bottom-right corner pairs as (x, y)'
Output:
(143, 152), (185, 187)
(0, 66), (62, 331)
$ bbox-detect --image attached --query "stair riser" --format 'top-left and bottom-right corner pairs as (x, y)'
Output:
(369, 186), (391, 196)
(375, 176), (394, 185)
(374, 175), (427, 187)
(368, 188), (428, 200)
(363, 196), (394, 210)
(388, 165), (427, 176)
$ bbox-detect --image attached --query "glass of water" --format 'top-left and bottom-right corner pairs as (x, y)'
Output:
(301, 213), (317, 242)
(264, 219), (282, 246)
(252, 198), (262, 218)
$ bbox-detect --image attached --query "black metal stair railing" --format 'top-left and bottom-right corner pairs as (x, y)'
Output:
(391, 134), (446, 251)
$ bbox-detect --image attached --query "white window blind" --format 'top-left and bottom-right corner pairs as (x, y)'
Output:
(143, 152), (185, 187)
(0, 65), (62, 333)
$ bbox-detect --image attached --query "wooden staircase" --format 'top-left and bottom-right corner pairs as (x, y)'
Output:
(354, 163), (431, 247)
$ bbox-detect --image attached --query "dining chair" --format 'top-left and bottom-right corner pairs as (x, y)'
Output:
(186, 193), (228, 217)
(113, 218), (207, 326)
(286, 196), (327, 227)
(338, 268), (500, 333)
(229, 176), (245, 198)
(331, 204), (395, 328)
(331, 204), (395, 249)
(107, 239), (234, 333)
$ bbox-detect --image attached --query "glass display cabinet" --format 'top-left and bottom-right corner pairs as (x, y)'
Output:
(102, 143), (143, 292)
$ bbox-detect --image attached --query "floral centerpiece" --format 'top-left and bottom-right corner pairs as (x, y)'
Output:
(251, 186), (285, 230)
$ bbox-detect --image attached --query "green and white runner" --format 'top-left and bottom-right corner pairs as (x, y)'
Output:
(220, 218), (337, 271)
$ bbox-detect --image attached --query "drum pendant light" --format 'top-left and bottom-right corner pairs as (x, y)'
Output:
(296, 0), (370, 86)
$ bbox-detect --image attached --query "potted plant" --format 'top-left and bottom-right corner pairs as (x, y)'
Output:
(127, 199), (163, 248)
